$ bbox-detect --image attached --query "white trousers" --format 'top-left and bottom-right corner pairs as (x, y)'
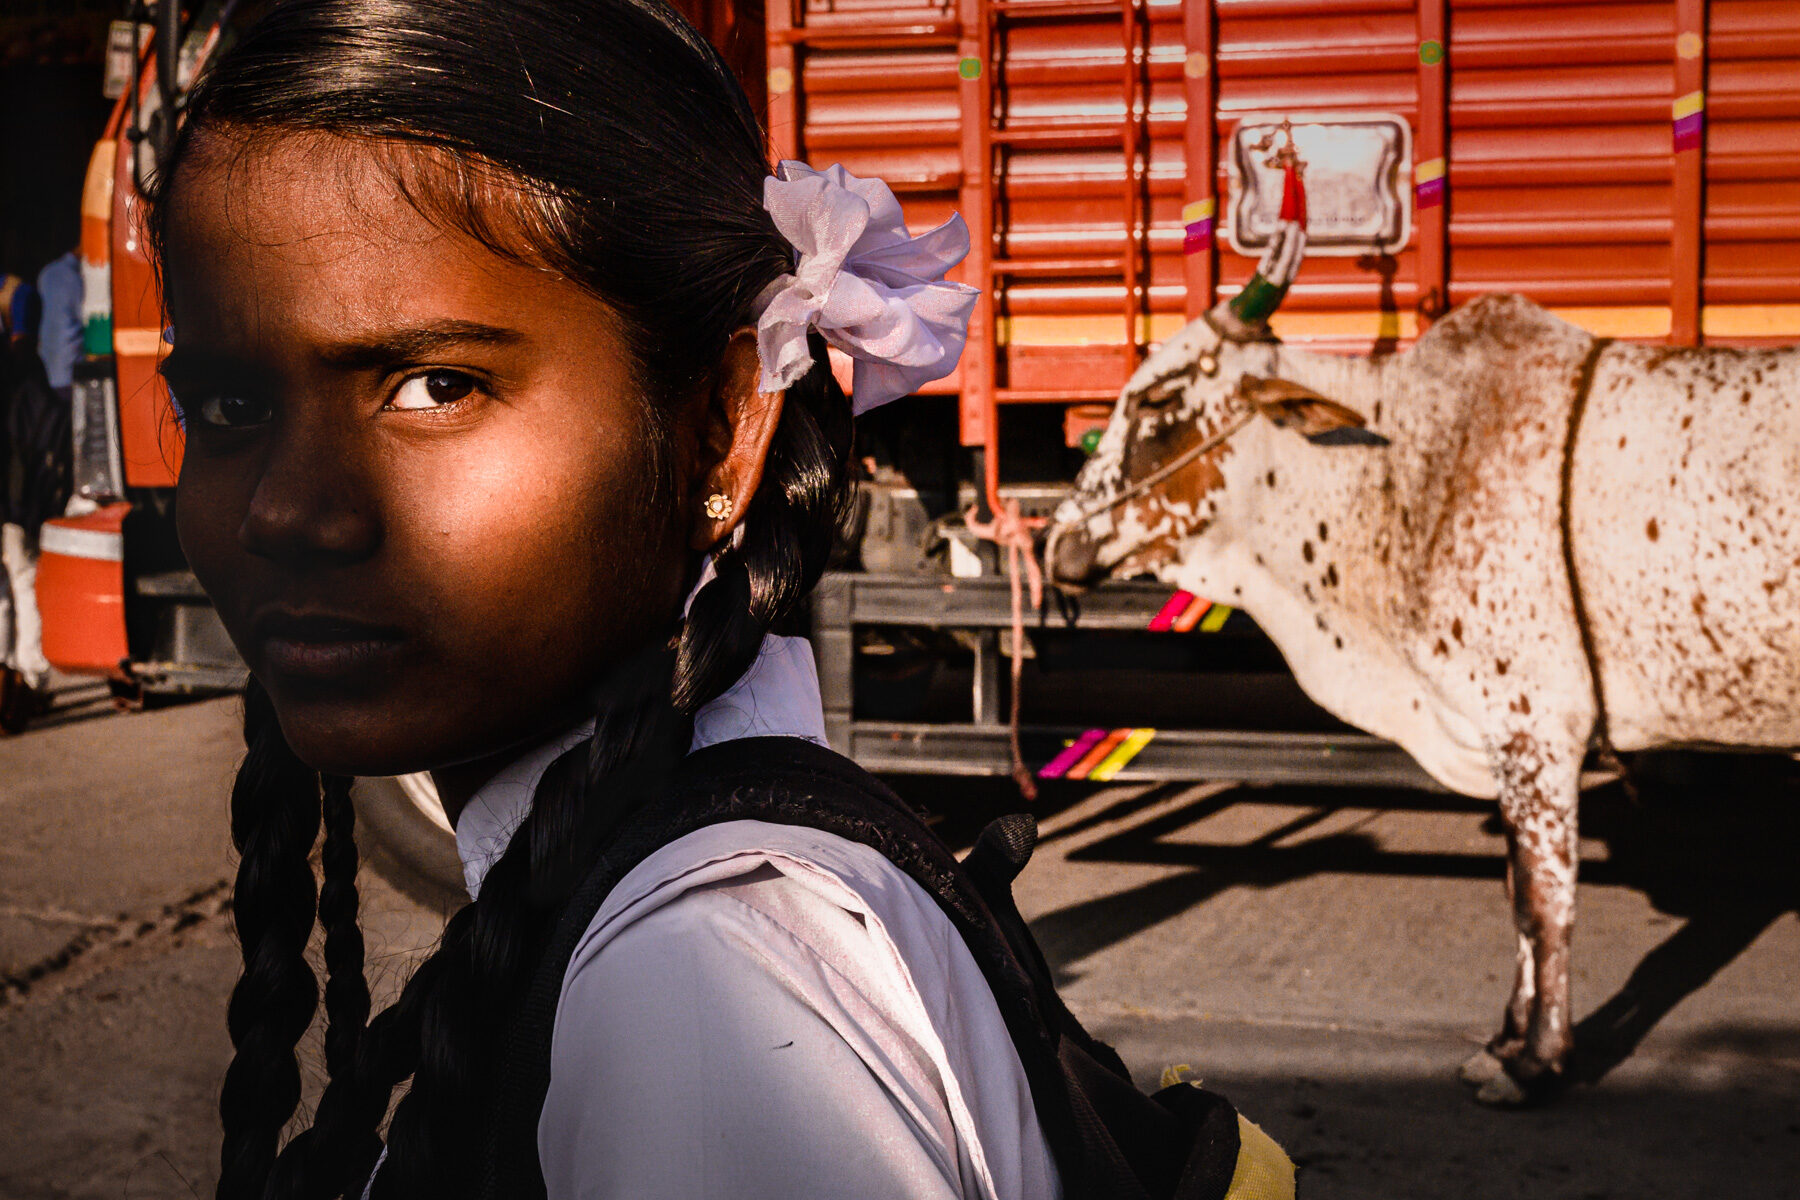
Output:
(0, 523), (49, 689)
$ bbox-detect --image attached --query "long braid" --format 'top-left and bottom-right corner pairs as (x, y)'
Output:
(217, 683), (324, 1200)
(318, 776), (371, 1083)
(262, 777), (381, 1200)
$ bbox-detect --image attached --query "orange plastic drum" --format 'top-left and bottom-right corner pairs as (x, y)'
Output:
(36, 504), (131, 679)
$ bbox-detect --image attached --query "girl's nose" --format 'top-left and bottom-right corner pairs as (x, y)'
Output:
(238, 427), (380, 564)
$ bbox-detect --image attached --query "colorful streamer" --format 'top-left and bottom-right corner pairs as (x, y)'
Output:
(1414, 157), (1446, 210)
(1172, 595), (1213, 633)
(1148, 590), (1195, 632)
(1066, 728), (1129, 780)
(1087, 728), (1157, 781)
(1182, 198), (1215, 255)
(1673, 90), (1705, 152)
(1038, 728), (1106, 780)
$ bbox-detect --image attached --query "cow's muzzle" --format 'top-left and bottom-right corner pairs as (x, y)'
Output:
(1044, 521), (1099, 587)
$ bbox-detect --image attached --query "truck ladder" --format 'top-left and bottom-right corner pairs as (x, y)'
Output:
(963, 0), (1151, 513)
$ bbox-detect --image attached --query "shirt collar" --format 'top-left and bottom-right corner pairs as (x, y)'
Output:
(453, 632), (828, 898)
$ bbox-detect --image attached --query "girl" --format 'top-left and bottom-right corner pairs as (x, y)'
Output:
(152, 0), (1059, 1197)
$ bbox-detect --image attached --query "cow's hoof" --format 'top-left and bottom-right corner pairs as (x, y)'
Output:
(1459, 1048), (1507, 1086)
(1474, 1072), (1531, 1107)
(1474, 1056), (1570, 1108)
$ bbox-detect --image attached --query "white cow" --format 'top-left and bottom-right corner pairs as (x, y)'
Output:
(1044, 290), (1800, 1103)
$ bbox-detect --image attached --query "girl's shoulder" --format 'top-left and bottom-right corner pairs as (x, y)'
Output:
(546, 819), (1060, 1200)
(562, 819), (976, 1037)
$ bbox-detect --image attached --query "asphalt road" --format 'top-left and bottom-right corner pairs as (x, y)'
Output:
(3, 689), (1797, 1199)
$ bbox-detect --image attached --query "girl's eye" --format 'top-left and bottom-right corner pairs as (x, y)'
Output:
(388, 369), (478, 411)
(195, 393), (274, 429)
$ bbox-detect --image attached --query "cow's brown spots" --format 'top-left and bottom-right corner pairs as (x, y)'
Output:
(1451, 617), (1463, 643)
(1324, 563), (1339, 588)
(1334, 635), (1345, 650)
(1646, 518), (1659, 541)
(1742, 388), (1752, 404)
(1434, 638), (1450, 657)
(1302, 540), (1315, 563)
(1509, 694), (1532, 715)
(1266, 470), (1277, 488)
(1496, 658), (1510, 675)
(1681, 414), (1693, 430)
(1318, 522), (1329, 542)
(1618, 435), (1627, 449)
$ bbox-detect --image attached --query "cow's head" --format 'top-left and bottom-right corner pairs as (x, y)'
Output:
(1046, 299), (1387, 587)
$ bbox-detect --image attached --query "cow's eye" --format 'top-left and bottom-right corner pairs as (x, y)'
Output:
(1133, 362), (1198, 409)
(1140, 380), (1184, 407)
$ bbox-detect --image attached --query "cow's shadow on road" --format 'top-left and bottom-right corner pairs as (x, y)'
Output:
(992, 753), (1800, 1087)
(1567, 751), (1800, 1083)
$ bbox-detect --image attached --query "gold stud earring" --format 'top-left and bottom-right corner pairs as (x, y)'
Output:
(704, 492), (734, 521)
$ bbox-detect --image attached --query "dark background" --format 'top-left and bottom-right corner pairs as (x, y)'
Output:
(1, 2), (113, 281)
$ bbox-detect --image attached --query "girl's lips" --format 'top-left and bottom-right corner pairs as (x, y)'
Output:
(260, 633), (407, 680)
(251, 609), (409, 682)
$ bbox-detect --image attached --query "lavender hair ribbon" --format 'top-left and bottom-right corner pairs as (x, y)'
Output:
(754, 161), (978, 415)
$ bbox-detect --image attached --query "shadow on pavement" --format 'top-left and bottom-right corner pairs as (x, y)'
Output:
(1153, 1056), (1800, 1200)
(891, 751), (1800, 1096)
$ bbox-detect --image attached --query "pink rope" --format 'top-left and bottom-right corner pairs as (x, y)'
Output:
(964, 500), (1046, 800)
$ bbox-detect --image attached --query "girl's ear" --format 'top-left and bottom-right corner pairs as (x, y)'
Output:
(690, 327), (786, 551)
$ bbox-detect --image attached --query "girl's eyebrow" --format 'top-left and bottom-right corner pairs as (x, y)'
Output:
(316, 319), (528, 368)
(158, 347), (254, 391)
(157, 320), (528, 389)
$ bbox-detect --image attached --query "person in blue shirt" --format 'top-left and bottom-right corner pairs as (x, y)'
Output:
(35, 250), (81, 396)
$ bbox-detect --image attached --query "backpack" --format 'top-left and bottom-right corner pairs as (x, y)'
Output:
(480, 735), (1296, 1200)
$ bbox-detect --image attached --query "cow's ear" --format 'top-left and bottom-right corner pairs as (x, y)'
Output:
(1238, 374), (1390, 446)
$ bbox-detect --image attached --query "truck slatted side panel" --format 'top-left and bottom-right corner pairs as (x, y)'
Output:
(1705, 0), (1800, 337)
(775, 0), (1800, 392)
(1448, 1), (1679, 332)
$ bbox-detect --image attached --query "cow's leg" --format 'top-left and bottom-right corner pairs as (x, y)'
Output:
(1459, 863), (1537, 1086)
(1473, 731), (1582, 1106)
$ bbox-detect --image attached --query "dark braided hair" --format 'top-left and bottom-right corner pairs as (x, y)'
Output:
(147, 2), (856, 1196)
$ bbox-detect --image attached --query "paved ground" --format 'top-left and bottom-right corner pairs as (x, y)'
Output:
(3, 690), (1797, 1198)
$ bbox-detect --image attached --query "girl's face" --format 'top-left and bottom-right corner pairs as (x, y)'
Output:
(162, 134), (698, 778)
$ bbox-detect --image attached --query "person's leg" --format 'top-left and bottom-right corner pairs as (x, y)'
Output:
(0, 522), (25, 733)
(6, 524), (49, 689)
(0, 522), (17, 672)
